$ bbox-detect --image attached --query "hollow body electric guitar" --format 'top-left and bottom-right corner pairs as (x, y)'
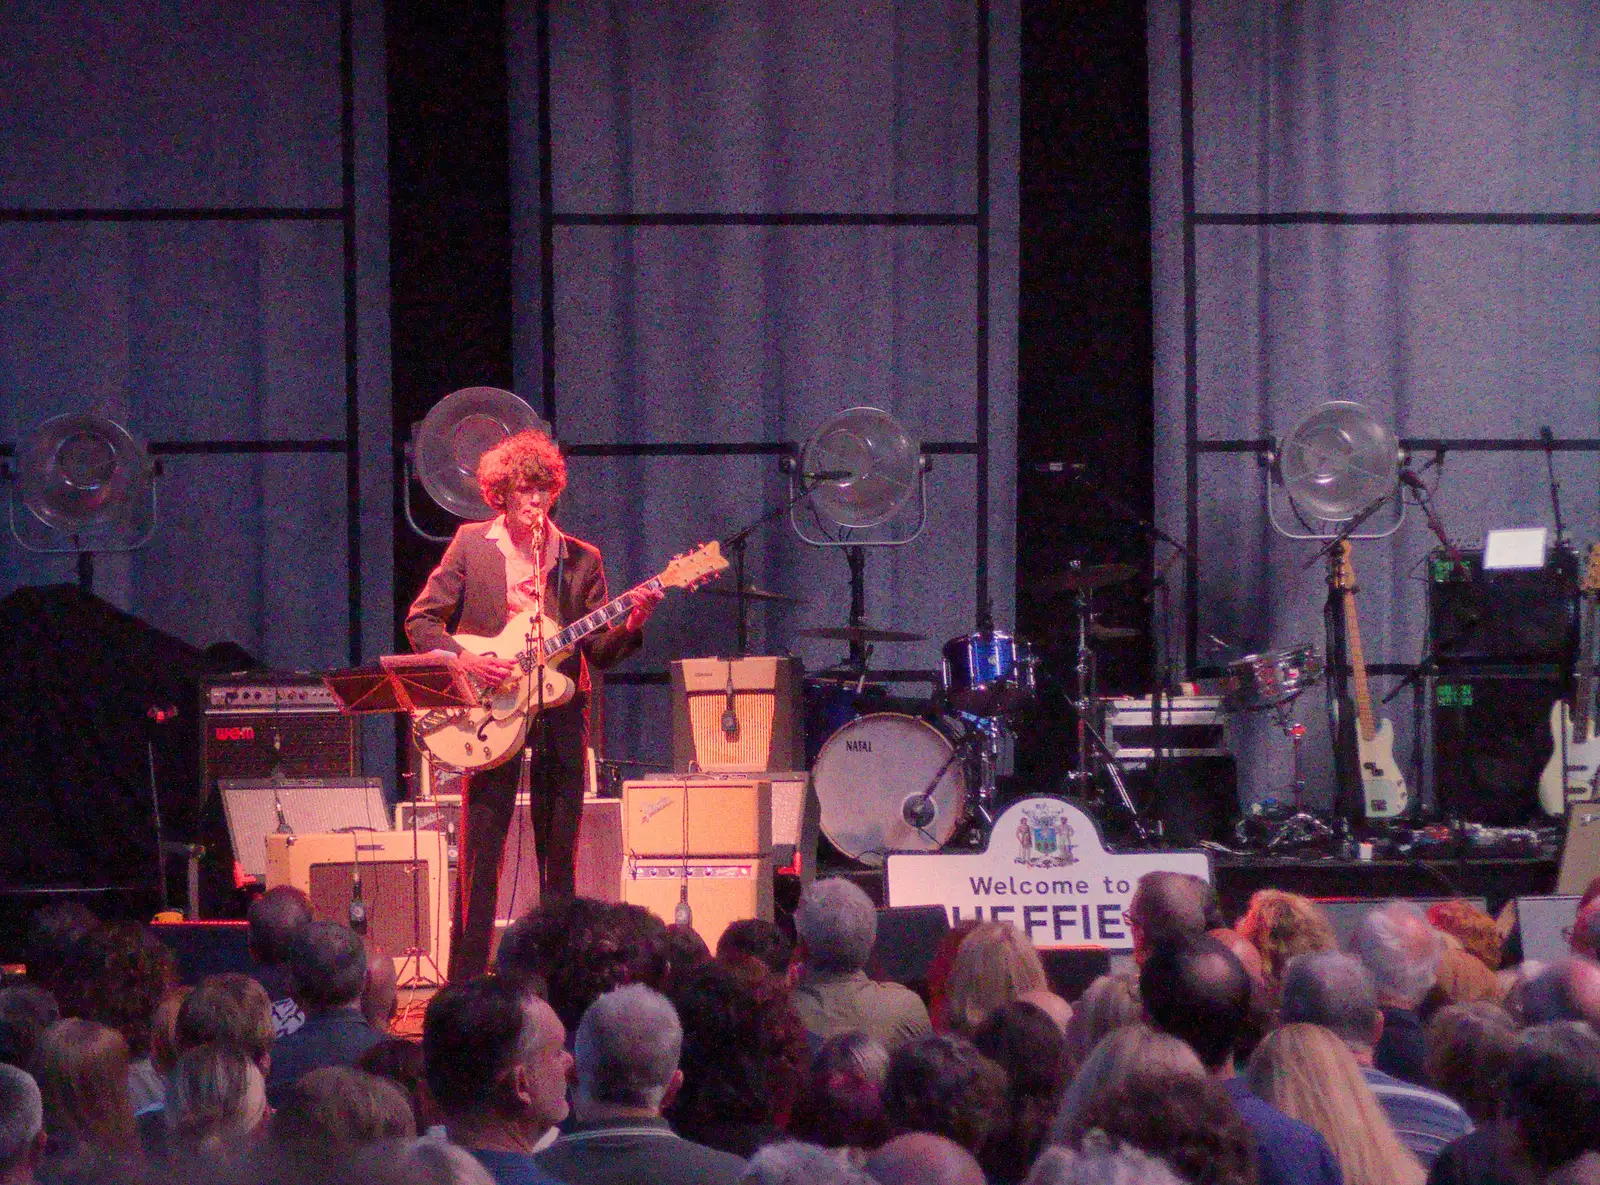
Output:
(1538, 544), (1600, 815)
(1333, 541), (1410, 819)
(412, 541), (727, 770)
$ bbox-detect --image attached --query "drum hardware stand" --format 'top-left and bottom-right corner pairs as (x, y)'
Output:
(1066, 585), (1098, 789)
(394, 770), (445, 1011)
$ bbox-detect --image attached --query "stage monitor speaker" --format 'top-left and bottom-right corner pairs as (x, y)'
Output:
(221, 778), (389, 882)
(1516, 894), (1582, 966)
(1040, 948), (1114, 1002)
(150, 921), (254, 986)
(1315, 896), (1488, 950)
(869, 905), (950, 988)
(265, 830), (450, 977)
(672, 657), (804, 773)
(624, 856), (773, 950)
(1558, 803), (1600, 894)
(622, 776), (771, 858)
(1429, 548), (1577, 667)
(1433, 673), (1563, 824)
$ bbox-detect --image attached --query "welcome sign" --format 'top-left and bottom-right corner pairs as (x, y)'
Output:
(885, 797), (1211, 952)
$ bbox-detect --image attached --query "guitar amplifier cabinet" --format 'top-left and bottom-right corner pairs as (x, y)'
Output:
(203, 678), (358, 791)
(1433, 672), (1563, 825)
(265, 830), (450, 977)
(622, 776), (772, 857)
(671, 657), (804, 773)
(624, 857), (773, 950)
(1429, 548), (1577, 667)
(221, 778), (389, 881)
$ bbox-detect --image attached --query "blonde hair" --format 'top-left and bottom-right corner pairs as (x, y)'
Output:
(1237, 890), (1337, 992)
(1051, 1024), (1203, 1146)
(166, 1043), (268, 1153)
(944, 923), (1050, 1035)
(1062, 973), (1142, 1075)
(1246, 1023), (1424, 1185)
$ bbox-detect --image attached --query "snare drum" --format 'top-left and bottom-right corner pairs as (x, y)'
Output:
(812, 713), (967, 866)
(1223, 645), (1323, 711)
(941, 631), (1037, 716)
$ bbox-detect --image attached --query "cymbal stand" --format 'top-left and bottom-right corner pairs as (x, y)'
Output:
(1068, 588), (1096, 788)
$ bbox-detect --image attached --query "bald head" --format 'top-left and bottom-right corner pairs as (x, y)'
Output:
(866, 1134), (987, 1185)
(1209, 929), (1264, 986)
(1128, 873), (1212, 956)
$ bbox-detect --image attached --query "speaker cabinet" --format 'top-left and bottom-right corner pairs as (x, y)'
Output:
(672, 657), (803, 773)
(1559, 803), (1600, 894)
(623, 857), (773, 949)
(623, 777), (771, 857)
(265, 830), (449, 977)
(221, 778), (389, 882)
(1433, 673), (1563, 824)
(1428, 548), (1577, 666)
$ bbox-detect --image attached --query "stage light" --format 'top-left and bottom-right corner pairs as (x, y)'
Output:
(405, 386), (549, 538)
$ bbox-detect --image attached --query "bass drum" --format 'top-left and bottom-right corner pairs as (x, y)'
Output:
(813, 713), (967, 867)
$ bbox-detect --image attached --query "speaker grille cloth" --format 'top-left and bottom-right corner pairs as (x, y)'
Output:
(308, 860), (432, 960)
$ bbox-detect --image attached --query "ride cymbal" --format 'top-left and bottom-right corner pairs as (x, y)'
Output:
(1038, 563), (1138, 594)
(796, 625), (927, 644)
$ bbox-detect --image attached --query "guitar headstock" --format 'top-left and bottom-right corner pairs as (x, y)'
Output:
(1584, 543), (1600, 594)
(1329, 539), (1357, 591)
(660, 541), (730, 591)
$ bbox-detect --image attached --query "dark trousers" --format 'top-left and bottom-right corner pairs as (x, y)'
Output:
(450, 699), (587, 980)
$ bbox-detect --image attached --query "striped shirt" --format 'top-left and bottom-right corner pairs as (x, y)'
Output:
(1362, 1064), (1473, 1168)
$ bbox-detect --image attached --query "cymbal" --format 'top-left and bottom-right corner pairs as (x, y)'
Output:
(1090, 623), (1140, 641)
(796, 624), (927, 644)
(1038, 563), (1138, 594)
(704, 584), (809, 606)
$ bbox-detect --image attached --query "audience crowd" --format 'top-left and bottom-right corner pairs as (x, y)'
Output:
(3, 873), (1600, 1185)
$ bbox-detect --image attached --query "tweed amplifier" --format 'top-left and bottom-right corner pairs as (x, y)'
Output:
(623, 856), (773, 950)
(671, 657), (804, 773)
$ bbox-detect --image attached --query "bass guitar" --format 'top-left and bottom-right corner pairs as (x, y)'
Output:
(412, 541), (728, 770)
(1333, 541), (1410, 819)
(1538, 543), (1600, 814)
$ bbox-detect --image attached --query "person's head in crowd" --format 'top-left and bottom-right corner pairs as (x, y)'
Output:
(1062, 973), (1141, 1076)
(1279, 951), (1382, 1055)
(925, 921), (981, 1032)
(1127, 873), (1213, 963)
(1422, 1000), (1518, 1123)
(943, 923), (1067, 1037)
(787, 1031), (890, 1151)
(542, 902), (668, 1034)
(59, 921), (176, 1062)
(1052, 1025), (1204, 1146)
(165, 1042), (269, 1156)
(0, 986), (59, 1077)
(1247, 1022), (1424, 1185)
(1350, 901), (1444, 1012)
(881, 1033), (1007, 1158)
(1138, 934), (1251, 1072)
(743, 1139), (875, 1185)
(248, 886), (313, 968)
(1577, 876), (1600, 915)
(22, 903), (98, 999)
(572, 984), (682, 1118)
(271, 1065), (416, 1149)
(795, 878), (879, 977)
(352, 1138), (498, 1185)
(1569, 901), (1600, 960)
(1207, 928), (1273, 1061)
(1026, 1132), (1189, 1185)
(423, 975), (571, 1147)
(149, 986), (192, 1079)
(1058, 1070), (1257, 1185)
(178, 973), (275, 1073)
(661, 923), (713, 994)
(1429, 945), (1504, 1013)
(0, 1065), (46, 1185)
(1426, 900), (1503, 970)
(1235, 889), (1337, 998)
(865, 1132), (988, 1185)
(1521, 956), (1600, 1028)
(667, 959), (808, 1152)
(363, 950), (398, 1035)
(1503, 1022), (1600, 1176)
(972, 1001), (1069, 1184)
(34, 1018), (136, 1159)
(358, 1038), (430, 1135)
(493, 895), (608, 994)
(1207, 929), (1265, 987)
(291, 922), (369, 1016)
(718, 919), (794, 980)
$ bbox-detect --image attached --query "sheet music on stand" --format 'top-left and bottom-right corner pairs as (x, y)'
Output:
(324, 651), (478, 714)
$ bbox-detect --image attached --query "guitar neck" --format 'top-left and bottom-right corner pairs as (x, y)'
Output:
(1577, 595), (1599, 736)
(1337, 546), (1378, 743)
(539, 577), (663, 660)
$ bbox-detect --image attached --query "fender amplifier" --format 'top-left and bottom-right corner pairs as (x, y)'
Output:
(623, 856), (773, 949)
(671, 657), (804, 773)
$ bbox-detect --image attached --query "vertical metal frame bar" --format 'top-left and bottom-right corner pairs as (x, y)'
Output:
(340, 0), (362, 664)
(975, 0), (991, 626)
(1179, 0), (1200, 674)
(536, 0), (557, 430)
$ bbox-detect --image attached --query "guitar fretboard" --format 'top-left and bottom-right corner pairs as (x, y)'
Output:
(539, 577), (663, 659)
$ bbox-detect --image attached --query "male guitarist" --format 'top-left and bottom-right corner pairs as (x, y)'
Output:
(406, 428), (661, 979)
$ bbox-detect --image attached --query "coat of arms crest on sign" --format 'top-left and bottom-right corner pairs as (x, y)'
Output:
(1015, 804), (1076, 868)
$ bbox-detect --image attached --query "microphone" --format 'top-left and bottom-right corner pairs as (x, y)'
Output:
(348, 873), (367, 934)
(1540, 425), (1556, 449)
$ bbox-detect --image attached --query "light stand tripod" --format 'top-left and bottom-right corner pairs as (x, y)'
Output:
(392, 772), (445, 1005)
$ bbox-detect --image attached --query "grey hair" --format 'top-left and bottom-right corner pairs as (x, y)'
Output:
(1350, 901), (1443, 1007)
(1279, 952), (1381, 1048)
(1027, 1137), (1187, 1185)
(795, 878), (878, 974)
(0, 1065), (42, 1169)
(742, 1140), (872, 1185)
(574, 984), (682, 1109)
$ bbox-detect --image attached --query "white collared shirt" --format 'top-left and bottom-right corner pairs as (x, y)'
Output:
(484, 514), (561, 615)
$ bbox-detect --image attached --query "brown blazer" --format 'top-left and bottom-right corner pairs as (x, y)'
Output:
(404, 520), (641, 693)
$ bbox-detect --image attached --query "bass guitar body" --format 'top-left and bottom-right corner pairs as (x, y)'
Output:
(1538, 702), (1600, 815)
(1357, 718), (1409, 819)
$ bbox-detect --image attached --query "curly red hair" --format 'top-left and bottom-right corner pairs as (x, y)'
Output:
(476, 429), (567, 510)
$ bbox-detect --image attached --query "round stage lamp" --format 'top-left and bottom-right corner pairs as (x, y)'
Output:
(19, 413), (152, 533)
(1278, 400), (1400, 522)
(800, 406), (921, 529)
(413, 386), (549, 520)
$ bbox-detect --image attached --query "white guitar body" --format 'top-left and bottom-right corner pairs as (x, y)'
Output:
(1358, 718), (1409, 819)
(1538, 702), (1600, 815)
